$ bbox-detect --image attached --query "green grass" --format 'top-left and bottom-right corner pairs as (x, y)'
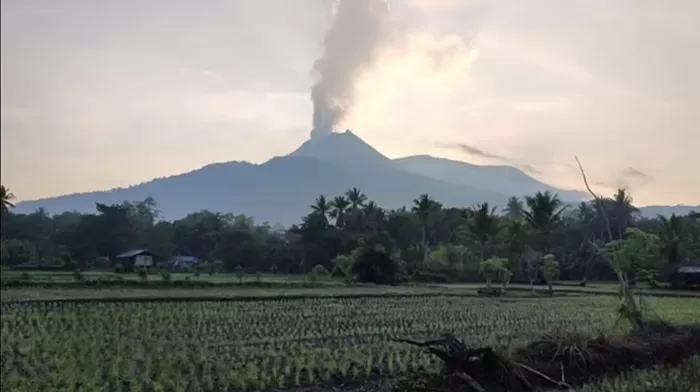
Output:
(2, 270), (341, 284)
(2, 294), (698, 391)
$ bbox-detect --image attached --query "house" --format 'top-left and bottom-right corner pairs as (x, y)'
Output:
(115, 249), (159, 270)
(169, 255), (201, 270)
(670, 264), (700, 289)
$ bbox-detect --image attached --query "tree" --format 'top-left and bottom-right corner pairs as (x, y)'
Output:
(657, 214), (684, 265)
(479, 258), (501, 289)
(412, 194), (442, 265)
(310, 195), (331, 224)
(503, 196), (523, 221)
(350, 244), (402, 285)
(613, 228), (662, 286)
(235, 265), (245, 284)
(329, 196), (350, 228)
(540, 254), (560, 294)
(611, 189), (639, 240)
(345, 187), (367, 209)
(522, 191), (565, 253)
(1, 185), (15, 215)
(459, 203), (500, 260)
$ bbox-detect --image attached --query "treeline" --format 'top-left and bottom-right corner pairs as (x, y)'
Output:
(1, 185), (699, 283)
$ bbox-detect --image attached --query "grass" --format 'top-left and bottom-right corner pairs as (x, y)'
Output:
(1, 270), (341, 284)
(1, 293), (698, 391)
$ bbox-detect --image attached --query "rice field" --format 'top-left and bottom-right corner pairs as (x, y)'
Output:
(2, 294), (699, 391)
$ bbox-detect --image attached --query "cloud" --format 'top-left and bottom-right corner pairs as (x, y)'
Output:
(595, 166), (654, 191)
(436, 142), (542, 175)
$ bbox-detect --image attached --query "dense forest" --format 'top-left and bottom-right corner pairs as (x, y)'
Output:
(1, 184), (698, 283)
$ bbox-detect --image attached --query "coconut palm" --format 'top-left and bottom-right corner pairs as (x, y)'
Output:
(611, 189), (639, 240)
(310, 195), (330, 222)
(362, 201), (385, 232)
(345, 187), (367, 209)
(1, 185), (15, 214)
(658, 214), (684, 265)
(503, 196), (524, 221)
(459, 203), (501, 260)
(522, 191), (565, 253)
(412, 194), (441, 261)
(329, 196), (350, 228)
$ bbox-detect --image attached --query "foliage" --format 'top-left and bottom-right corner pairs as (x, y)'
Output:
(136, 268), (149, 281)
(1, 185), (697, 288)
(350, 244), (403, 285)
(541, 254), (560, 293)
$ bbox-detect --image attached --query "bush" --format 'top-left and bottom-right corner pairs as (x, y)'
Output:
(114, 263), (125, 274)
(331, 254), (353, 277)
(161, 271), (172, 282)
(137, 268), (149, 281)
(20, 272), (31, 281)
(72, 269), (85, 282)
(350, 244), (403, 285)
(311, 264), (330, 277)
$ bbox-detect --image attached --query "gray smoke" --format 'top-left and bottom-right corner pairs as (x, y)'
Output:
(310, 0), (391, 139)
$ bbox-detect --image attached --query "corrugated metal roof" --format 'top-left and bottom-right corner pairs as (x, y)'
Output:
(115, 249), (148, 258)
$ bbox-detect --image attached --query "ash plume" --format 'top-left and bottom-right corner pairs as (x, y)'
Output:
(310, 0), (391, 139)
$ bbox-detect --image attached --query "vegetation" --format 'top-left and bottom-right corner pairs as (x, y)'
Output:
(2, 183), (699, 391)
(1, 295), (698, 391)
(2, 185), (699, 288)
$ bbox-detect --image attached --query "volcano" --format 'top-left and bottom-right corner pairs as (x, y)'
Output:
(21, 131), (689, 225)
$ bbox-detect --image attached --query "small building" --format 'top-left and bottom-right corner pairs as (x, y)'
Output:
(670, 264), (700, 289)
(169, 255), (201, 270)
(115, 249), (159, 270)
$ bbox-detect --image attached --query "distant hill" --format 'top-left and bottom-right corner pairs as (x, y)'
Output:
(637, 205), (699, 219)
(394, 155), (586, 201)
(14, 130), (693, 225)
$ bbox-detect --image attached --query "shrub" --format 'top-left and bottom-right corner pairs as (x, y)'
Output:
(235, 265), (245, 284)
(20, 272), (31, 281)
(114, 263), (125, 274)
(350, 244), (403, 285)
(479, 258), (500, 289)
(137, 268), (149, 281)
(331, 254), (353, 277)
(72, 269), (85, 282)
(161, 271), (172, 282)
(311, 264), (330, 277)
(541, 254), (560, 295)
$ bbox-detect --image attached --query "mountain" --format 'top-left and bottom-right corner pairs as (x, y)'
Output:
(394, 155), (586, 201)
(15, 130), (692, 225)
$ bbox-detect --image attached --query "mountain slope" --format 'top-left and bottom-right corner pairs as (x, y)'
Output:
(393, 155), (586, 201)
(15, 130), (691, 225)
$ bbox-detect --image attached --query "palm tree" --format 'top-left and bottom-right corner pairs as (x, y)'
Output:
(503, 196), (524, 221)
(522, 191), (565, 253)
(329, 196), (350, 228)
(412, 194), (441, 262)
(345, 187), (367, 209)
(310, 195), (330, 223)
(1, 185), (15, 214)
(611, 189), (639, 240)
(658, 214), (684, 265)
(459, 203), (500, 260)
(363, 201), (385, 232)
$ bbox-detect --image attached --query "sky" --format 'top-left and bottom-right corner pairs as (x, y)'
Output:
(2, 0), (699, 206)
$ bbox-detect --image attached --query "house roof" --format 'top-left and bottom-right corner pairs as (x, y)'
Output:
(676, 265), (700, 274)
(116, 249), (153, 258)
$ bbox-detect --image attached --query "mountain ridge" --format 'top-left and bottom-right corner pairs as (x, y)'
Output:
(14, 131), (697, 224)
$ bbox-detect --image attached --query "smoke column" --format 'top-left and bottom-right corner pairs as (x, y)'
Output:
(310, 0), (391, 139)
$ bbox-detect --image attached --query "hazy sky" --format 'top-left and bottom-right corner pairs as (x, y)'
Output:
(2, 0), (699, 206)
